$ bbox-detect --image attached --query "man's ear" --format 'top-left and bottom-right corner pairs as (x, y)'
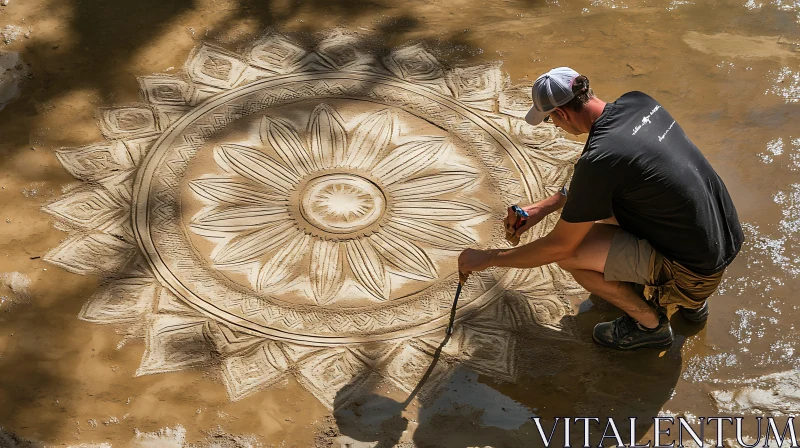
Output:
(555, 108), (569, 123)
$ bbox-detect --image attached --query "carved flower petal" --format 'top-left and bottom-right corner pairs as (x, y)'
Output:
(307, 104), (347, 169)
(344, 109), (396, 169)
(393, 200), (491, 221)
(43, 187), (128, 232)
(44, 232), (136, 275)
(386, 218), (475, 250)
(344, 239), (389, 301)
(221, 341), (289, 401)
(55, 141), (136, 182)
(382, 343), (453, 396)
(260, 116), (317, 176)
(370, 232), (436, 279)
(295, 349), (370, 410)
(383, 44), (450, 96)
(78, 276), (159, 324)
(388, 171), (478, 200)
(214, 144), (298, 193)
(256, 233), (311, 291)
(191, 206), (290, 235)
(460, 326), (517, 381)
(372, 137), (448, 185)
(189, 178), (285, 206)
(213, 221), (296, 267)
(136, 314), (214, 376)
(309, 239), (344, 305)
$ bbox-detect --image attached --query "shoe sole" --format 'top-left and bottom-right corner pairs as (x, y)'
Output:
(592, 333), (674, 350)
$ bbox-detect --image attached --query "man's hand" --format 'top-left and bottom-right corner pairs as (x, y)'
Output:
(458, 248), (496, 280)
(504, 204), (549, 238)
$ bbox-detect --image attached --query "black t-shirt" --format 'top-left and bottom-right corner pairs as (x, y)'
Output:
(561, 91), (743, 275)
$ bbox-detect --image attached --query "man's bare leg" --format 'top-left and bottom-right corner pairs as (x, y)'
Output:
(557, 224), (660, 328)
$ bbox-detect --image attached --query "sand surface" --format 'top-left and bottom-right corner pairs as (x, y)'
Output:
(1, 0), (799, 446)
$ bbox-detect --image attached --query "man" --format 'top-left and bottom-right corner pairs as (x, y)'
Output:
(458, 67), (743, 350)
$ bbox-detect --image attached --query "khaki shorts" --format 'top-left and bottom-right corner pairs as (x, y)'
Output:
(603, 229), (725, 309)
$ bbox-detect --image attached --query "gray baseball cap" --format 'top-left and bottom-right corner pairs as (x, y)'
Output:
(525, 67), (581, 125)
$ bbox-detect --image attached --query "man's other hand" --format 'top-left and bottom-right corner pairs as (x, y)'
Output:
(504, 205), (548, 238)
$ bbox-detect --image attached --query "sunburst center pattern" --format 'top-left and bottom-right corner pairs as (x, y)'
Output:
(302, 174), (385, 233)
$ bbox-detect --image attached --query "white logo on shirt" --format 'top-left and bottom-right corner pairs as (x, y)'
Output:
(631, 105), (661, 136)
(658, 120), (676, 142)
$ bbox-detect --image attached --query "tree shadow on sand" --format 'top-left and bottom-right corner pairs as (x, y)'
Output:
(332, 294), (704, 447)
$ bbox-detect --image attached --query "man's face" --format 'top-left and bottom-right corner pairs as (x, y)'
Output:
(549, 108), (582, 136)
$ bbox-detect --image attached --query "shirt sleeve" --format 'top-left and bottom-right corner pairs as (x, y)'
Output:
(560, 158), (615, 223)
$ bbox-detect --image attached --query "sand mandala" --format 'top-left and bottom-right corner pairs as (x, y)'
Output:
(43, 31), (583, 407)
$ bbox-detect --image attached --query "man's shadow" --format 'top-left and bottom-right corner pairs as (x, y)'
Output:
(332, 330), (454, 448)
(332, 293), (703, 447)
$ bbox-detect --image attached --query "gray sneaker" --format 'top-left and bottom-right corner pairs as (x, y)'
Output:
(592, 312), (673, 350)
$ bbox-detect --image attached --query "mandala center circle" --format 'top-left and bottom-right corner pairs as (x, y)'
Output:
(300, 174), (385, 234)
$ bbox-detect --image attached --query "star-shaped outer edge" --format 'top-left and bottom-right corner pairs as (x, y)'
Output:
(41, 30), (585, 409)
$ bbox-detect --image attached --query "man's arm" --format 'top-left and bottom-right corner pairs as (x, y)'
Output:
(459, 219), (594, 274)
(536, 189), (568, 214)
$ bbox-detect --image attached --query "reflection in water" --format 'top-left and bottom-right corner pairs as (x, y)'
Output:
(767, 67), (800, 103)
(424, 369), (532, 431)
(332, 308), (690, 446)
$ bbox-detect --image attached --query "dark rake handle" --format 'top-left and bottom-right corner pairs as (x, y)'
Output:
(445, 281), (463, 335)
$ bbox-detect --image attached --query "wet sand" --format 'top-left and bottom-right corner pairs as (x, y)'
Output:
(1, 0), (799, 446)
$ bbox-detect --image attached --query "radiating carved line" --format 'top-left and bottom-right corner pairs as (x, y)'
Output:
(213, 144), (298, 193)
(307, 104), (347, 169)
(260, 116), (317, 176)
(386, 218), (475, 250)
(343, 109), (395, 169)
(212, 221), (296, 267)
(309, 239), (344, 305)
(370, 232), (436, 280)
(191, 206), (290, 235)
(373, 137), (448, 185)
(388, 171), (478, 199)
(189, 177), (285, 206)
(393, 199), (490, 221)
(344, 239), (389, 301)
(256, 233), (311, 291)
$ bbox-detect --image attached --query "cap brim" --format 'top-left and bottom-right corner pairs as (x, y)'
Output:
(525, 105), (547, 125)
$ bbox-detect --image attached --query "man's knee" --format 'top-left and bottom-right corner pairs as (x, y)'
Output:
(557, 258), (578, 273)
